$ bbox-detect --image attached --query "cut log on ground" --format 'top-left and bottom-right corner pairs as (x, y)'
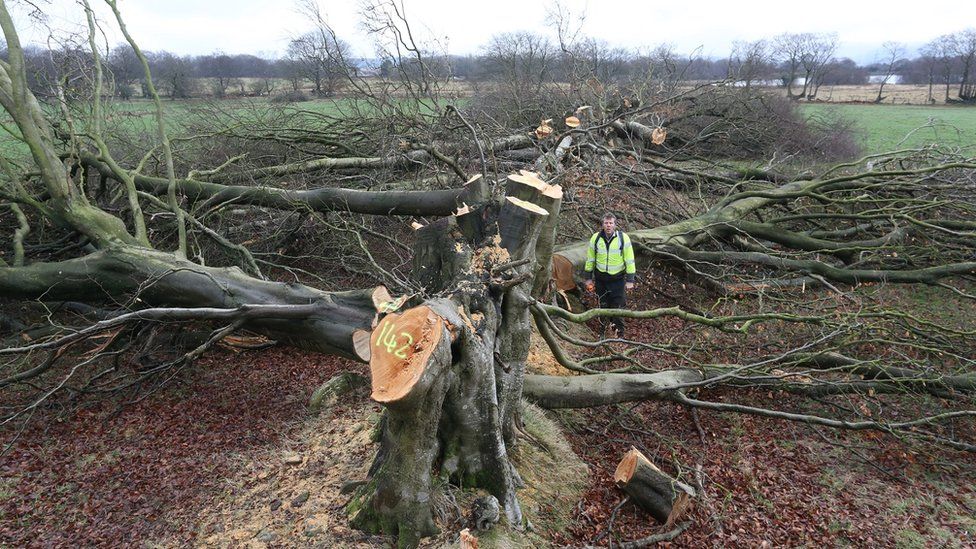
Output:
(614, 447), (695, 525)
(550, 253), (577, 292)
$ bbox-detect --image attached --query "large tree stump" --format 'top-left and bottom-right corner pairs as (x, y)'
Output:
(614, 447), (696, 525)
(349, 304), (454, 547)
(349, 173), (562, 547)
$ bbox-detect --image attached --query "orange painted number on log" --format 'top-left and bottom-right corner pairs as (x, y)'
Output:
(377, 320), (414, 359)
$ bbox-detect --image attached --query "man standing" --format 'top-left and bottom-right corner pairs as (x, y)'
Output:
(583, 213), (636, 338)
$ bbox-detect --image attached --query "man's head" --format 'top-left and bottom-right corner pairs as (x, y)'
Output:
(602, 213), (617, 235)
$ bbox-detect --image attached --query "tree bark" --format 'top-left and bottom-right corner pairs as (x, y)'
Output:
(522, 370), (702, 408)
(349, 311), (454, 547)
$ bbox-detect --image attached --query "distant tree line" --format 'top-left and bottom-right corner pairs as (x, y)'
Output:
(1, 27), (974, 102)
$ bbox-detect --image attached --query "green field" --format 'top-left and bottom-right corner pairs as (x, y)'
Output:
(5, 99), (975, 164)
(0, 98), (340, 160)
(801, 103), (976, 154)
(0, 96), (439, 160)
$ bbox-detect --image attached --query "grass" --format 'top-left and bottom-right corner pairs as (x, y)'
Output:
(802, 103), (976, 154)
(0, 94), (452, 160)
(6, 95), (974, 164)
(512, 402), (589, 535)
(881, 490), (975, 548)
(0, 477), (15, 514)
(818, 468), (846, 494)
(895, 528), (928, 549)
(0, 97), (350, 160)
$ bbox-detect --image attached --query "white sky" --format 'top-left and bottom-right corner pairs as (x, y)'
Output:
(7, 0), (976, 63)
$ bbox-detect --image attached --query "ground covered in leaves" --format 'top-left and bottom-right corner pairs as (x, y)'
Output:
(0, 346), (358, 547)
(2, 276), (975, 547)
(555, 273), (976, 548)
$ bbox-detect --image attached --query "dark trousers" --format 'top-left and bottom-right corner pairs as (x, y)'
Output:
(595, 275), (627, 336)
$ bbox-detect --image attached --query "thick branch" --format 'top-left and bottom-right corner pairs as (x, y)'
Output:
(523, 370), (702, 408)
(0, 248), (378, 358)
(666, 243), (976, 285)
(80, 152), (486, 216)
(207, 150), (430, 183)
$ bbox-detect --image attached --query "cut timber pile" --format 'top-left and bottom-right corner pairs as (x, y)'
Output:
(614, 447), (696, 525)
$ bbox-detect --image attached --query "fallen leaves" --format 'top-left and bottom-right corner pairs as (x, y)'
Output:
(0, 346), (359, 547)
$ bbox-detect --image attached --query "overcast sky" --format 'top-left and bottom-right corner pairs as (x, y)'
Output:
(9, 0), (976, 63)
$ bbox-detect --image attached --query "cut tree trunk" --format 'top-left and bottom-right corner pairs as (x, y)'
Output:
(347, 172), (563, 547)
(506, 172), (564, 299)
(614, 447), (695, 525)
(349, 306), (454, 546)
(369, 305), (449, 404)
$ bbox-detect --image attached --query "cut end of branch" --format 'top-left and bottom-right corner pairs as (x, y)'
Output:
(459, 528), (479, 549)
(509, 171), (564, 200)
(543, 183), (564, 200)
(352, 329), (372, 362)
(369, 306), (446, 404)
(551, 253), (576, 291)
(613, 446), (649, 486)
(509, 171), (547, 190)
(371, 286), (393, 311)
(669, 491), (694, 527)
(371, 286), (408, 315)
(505, 196), (549, 216)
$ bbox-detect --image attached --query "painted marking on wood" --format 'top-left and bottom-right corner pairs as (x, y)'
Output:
(375, 319), (414, 359)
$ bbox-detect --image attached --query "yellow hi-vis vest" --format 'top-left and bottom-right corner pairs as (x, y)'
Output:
(584, 231), (636, 280)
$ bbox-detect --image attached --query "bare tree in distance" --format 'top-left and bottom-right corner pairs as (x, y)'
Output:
(286, 31), (351, 97)
(774, 32), (837, 100)
(106, 42), (141, 98)
(802, 33), (837, 100)
(923, 34), (959, 102)
(873, 41), (906, 103)
(952, 28), (976, 101)
(148, 51), (195, 99)
(729, 39), (774, 90)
